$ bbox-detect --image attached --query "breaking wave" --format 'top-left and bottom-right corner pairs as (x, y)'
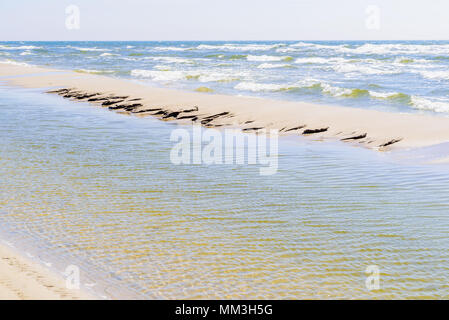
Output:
(410, 96), (449, 113)
(130, 69), (245, 83)
(247, 55), (293, 62)
(257, 63), (294, 69)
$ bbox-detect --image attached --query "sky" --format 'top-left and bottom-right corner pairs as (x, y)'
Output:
(1, 0), (448, 41)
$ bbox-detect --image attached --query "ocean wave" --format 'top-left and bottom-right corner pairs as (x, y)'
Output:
(0, 59), (30, 67)
(321, 84), (411, 101)
(339, 43), (449, 55)
(394, 57), (415, 64)
(153, 46), (194, 51)
(130, 69), (245, 83)
(131, 69), (186, 81)
(205, 53), (248, 60)
(319, 83), (352, 97)
(289, 42), (338, 49)
(234, 79), (410, 102)
(294, 57), (347, 64)
(331, 63), (401, 75)
(68, 46), (111, 52)
(0, 45), (42, 50)
(100, 52), (118, 57)
(153, 65), (172, 71)
(277, 42), (449, 56)
(257, 63), (293, 69)
(275, 47), (302, 53)
(197, 43), (284, 51)
(411, 96), (449, 113)
(234, 79), (322, 93)
(277, 43), (344, 53)
(418, 70), (449, 80)
(197, 72), (243, 83)
(369, 91), (411, 102)
(234, 82), (293, 92)
(247, 55), (293, 62)
(150, 57), (194, 64)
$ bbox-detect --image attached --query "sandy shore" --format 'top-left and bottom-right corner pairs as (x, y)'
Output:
(2, 62), (449, 151)
(0, 242), (93, 300)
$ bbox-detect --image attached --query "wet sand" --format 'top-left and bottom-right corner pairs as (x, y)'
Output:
(2, 63), (449, 151)
(0, 243), (93, 300)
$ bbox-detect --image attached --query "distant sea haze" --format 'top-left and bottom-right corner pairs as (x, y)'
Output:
(2, 41), (449, 114)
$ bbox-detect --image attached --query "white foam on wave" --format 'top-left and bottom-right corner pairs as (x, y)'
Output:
(247, 55), (290, 62)
(234, 82), (288, 92)
(198, 43), (284, 51)
(277, 43), (345, 53)
(257, 63), (292, 69)
(294, 57), (347, 64)
(100, 52), (118, 57)
(234, 79), (321, 92)
(332, 63), (400, 75)
(68, 46), (111, 52)
(131, 69), (247, 83)
(0, 59), (31, 67)
(277, 42), (449, 56)
(411, 96), (449, 113)
(418, 70), (449, 80)
(0, 45), (41, 50)
(369, 91), (398, 99)
(198, 72), (243, 82)
(153, 46), (193, 52)
(320, 83), (352, 97)
(149, 57), (194, 64)
(340, 43), (449, 55)
(233, 78), (410, 102)
(276, 47), (301, 53)
(131, 69), (186, 81)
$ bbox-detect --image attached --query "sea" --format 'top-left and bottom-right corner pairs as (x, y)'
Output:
(1, 41), (449, 114)
(1, 41), (449, 299)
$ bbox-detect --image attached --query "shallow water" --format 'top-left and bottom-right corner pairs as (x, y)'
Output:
(2, 41), (449, 114)
(0, 86), (449, 299)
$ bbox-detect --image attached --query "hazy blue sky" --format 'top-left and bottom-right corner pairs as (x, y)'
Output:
(1, 0), (448, 40)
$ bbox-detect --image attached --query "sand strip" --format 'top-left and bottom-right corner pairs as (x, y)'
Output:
(0, 242), (94, 300)
(2, 63), (449, 150)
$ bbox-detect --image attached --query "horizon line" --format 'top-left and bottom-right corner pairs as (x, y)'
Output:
(2, 39), (449, 42)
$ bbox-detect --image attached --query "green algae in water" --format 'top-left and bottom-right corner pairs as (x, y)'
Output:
(195, 86), (214, 93)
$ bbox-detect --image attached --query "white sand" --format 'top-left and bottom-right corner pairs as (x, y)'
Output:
(0, 243), (94, 300)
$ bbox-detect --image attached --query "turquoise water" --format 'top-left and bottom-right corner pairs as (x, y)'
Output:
(2, 41), (449, 114)
(1, 86), (449, 299)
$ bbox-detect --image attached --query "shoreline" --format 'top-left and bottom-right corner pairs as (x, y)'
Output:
(2, 63), (449, 151)
(0, 240), (94, 300)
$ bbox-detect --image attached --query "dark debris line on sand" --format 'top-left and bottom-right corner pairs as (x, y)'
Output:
(46, 87), (402, 150)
